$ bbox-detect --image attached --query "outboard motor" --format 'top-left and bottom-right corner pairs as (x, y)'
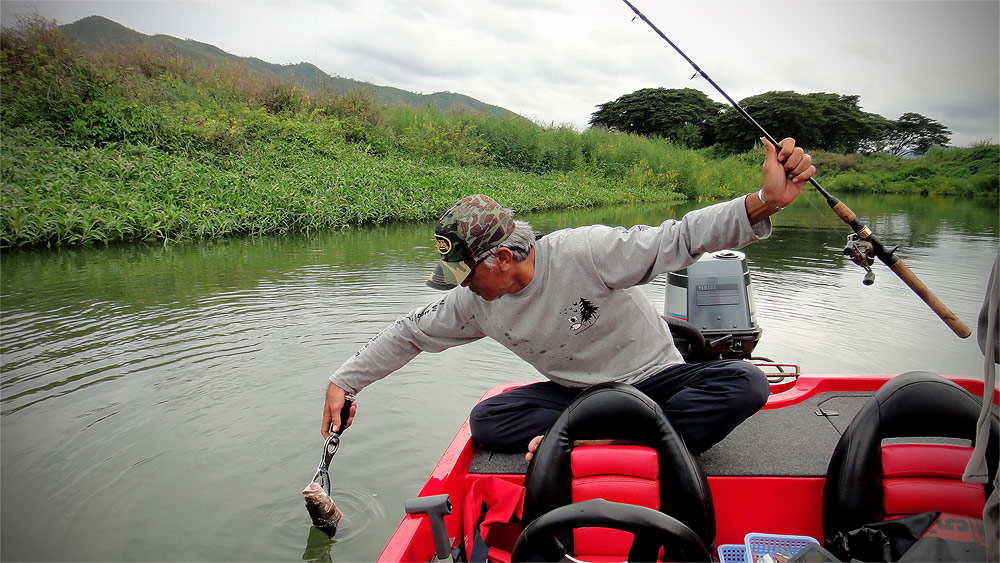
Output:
(663, 250), (762, 362)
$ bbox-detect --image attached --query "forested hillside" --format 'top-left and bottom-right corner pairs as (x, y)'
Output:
(59, 15), (521, 119)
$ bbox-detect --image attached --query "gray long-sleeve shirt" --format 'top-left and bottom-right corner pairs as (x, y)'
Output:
(330, 195), (770, 394)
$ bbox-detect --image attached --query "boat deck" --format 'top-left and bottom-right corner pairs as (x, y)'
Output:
(469, 389), (876, 477)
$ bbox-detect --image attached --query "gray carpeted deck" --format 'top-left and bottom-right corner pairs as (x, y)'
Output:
(468, 390), (875, 477)
(697, 391), (872, 477)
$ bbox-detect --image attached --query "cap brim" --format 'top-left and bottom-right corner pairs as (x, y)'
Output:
(426, 258), (475, 290)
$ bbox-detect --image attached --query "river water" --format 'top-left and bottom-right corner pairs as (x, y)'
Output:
(1, 192), (997, 562)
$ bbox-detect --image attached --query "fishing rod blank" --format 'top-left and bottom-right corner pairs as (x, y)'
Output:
(620, 0), (971, 339)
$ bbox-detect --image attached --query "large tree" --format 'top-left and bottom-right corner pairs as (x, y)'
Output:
(715, 91), (820, 152)
(589, 87), (725, 148)
(856, 113), (896, 155)
(714, 91), (878, 153)
(809, 93), (882, 153)
(883, 112), (952, 156)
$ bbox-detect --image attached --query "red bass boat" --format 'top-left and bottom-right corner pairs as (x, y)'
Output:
(376, 252), (999, 563)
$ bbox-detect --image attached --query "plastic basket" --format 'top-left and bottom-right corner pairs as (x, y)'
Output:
(744, 533), (820, 562)
(717, 543), (748, 563)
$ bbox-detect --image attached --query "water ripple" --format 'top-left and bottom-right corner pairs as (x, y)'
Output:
(0, 280), (329, 414)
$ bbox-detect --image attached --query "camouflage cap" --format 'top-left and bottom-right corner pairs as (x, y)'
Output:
(427, 195), (515, 290)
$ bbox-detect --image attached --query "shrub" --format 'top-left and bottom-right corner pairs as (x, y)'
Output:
(396, 111), (489, 167)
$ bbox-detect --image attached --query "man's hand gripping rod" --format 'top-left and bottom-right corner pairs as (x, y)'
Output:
(620, 0), (971, 338)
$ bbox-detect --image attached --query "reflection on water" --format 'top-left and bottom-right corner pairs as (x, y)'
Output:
(1, 192), (997, 562)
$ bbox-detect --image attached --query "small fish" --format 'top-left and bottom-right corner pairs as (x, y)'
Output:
(302, 482), (344, 537)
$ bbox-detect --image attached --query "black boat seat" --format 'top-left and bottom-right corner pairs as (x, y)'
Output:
(514, 382), (713, 561)
(823, 371), (999, 539)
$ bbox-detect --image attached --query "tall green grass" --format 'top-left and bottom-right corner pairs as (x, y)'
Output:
(1, 15), (996, 248)
(1, 125), (687, 247)
(814, 144), (999, 198)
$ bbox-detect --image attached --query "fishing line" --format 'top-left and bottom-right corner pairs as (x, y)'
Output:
(620, 0), (971, 338)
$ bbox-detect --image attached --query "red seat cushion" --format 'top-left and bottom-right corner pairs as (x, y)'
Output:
(571, 445), (659, 508)
(881, 443), (984, 519)
(883, 443), (976, 478)
(571, 445), (660, 557)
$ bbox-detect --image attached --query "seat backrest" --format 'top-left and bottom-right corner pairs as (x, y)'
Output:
(823, 371), (999, 539)
(569, 444), (663, 558)
(881, 442), (984, 520)
(522, 382), (715, 554)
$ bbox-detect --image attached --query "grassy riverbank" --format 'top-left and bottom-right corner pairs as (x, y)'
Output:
(2, 126), (703, 246)
(1, 16), (997, 248)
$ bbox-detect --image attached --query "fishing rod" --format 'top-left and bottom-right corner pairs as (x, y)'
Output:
(620, 0), (971, 339)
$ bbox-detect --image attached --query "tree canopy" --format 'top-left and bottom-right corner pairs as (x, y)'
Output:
(714, 91), (880, 153)
(883, 112), (952, 156)
(591, 88), (953, 156)
(589, 87), (724, 148)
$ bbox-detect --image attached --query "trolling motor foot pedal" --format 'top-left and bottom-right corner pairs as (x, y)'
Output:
(404, 494), (453, 561)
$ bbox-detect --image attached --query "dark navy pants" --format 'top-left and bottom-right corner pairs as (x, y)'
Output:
(468, 360), (769, 455)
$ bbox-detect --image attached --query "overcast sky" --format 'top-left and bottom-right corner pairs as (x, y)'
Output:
(2, 0), (998, 147)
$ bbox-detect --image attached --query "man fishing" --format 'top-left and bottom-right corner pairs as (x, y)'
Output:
(321, 136), (815, 457)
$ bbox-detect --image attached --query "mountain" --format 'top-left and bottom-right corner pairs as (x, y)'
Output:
(58, 15), (521, 119)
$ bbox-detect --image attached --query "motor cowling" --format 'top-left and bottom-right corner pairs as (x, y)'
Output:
(663, 250), (762, 362)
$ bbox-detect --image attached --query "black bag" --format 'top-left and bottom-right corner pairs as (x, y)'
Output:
(826, 511), (987, 563)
